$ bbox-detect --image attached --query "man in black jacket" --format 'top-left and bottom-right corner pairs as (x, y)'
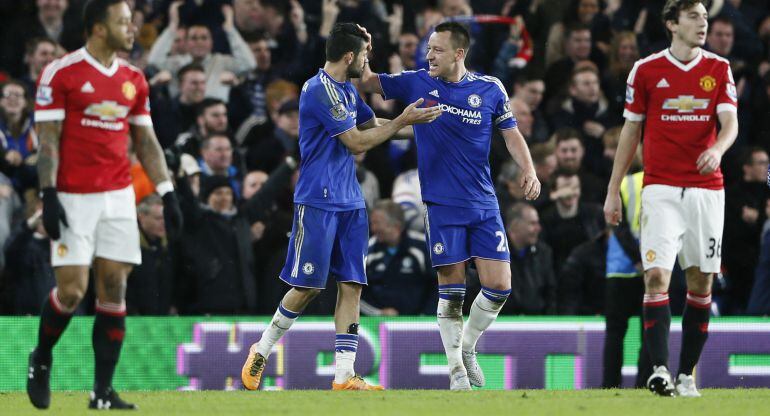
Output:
(176, 158), (296, 314)
(541, 170), (605, 271)
(361, 199), (436, 316)
(503, 202), (556, 315)
(126, 195), (175, 315)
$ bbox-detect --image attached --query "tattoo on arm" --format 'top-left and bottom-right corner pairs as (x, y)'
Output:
(36, 121), (62, 188)
(131, 125), (171, 185)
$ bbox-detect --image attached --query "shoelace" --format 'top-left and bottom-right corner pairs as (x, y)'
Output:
(249, 355), (264, 377)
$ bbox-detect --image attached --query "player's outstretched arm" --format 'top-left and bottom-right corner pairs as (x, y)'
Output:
(359, 61), (384, 95)
(358, 117), (414, 139)
(130, 124), (183, 237)
(696, 110), (738, 175)
(337, 98), (440, 154)
(603, 119), (642, 226)
(501, 127), (540, 200)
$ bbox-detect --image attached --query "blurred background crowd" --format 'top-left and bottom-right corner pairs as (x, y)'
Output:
(0, 0), (769, 318)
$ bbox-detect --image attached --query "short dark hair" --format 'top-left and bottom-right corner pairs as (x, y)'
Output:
(25, 37), (56, 56)
(709, 15), (734, 30)
(552, 127), (583, 145)
(553, 168), (580, 181)
(196, 98), (226, 117)
(662, 0), (708, 40)
(564, 23), (591, 41)
(326, 23), (367, 63)
(742, 146), (767, 166)
(83, 0), (126, 37)
(177, 63), (205, 83)
(434, 21), (470, 50)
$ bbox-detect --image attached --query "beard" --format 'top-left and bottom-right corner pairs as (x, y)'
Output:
(347, 63), (363, 79)
(106, 30), (133, 53)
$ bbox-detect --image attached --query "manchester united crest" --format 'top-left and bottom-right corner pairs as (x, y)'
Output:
(122, 81), (136, 100)
(645, 249), (656, 263)
(57, 243), (68, 257)
(699, 75), (716, 92)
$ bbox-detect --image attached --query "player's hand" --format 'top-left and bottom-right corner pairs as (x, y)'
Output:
(520, 169), (540, 200)
(356, 24), (373, 55)
(696, 147), (722, 175)
(399, 98), (442, 125)
(41, 187), (68, 240)
(162, 191), (184, 240)
(603, 192), (622, 226)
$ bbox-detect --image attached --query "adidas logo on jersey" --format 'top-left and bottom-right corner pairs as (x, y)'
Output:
(429, 89), (440, 98)
(656, 78), (670, 88)
(81, 81), (95, 93)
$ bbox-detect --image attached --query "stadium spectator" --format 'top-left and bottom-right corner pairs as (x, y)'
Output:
(235, 79), (299, 150)
(558, 230), (606, 316)
(19, 38), (60, 95)
(553, 128), (606, 204)
(502, 202), (556, 315)
(0, 81), (38, 193)
(228, 32), (280, 138)
(361, 199), (435, 316)
(747, 200), (770, 316)
(147, 1), (256, 101)
(603, 31), (639, 114)
(723, 147), (770, 313)
(0, 0), (83, 78)
(176, 175), (259, 315)
(544, 0), (611, 69)
(355, 152), (380, 210)
(2, 194), (53, 315)
(511, 74), (550, 143)
(391, 168), (424, 232)
(198, 134), (242, 200)
(151, 63), (207, 148)
(125, 194), (176, 315)
(549, 65), (621, 148)
(175, 98), (229, 158)
(540, 170), (604, 271)
(496, 161), (527, 218)
(543, 24), (593, 106)
(245, 98), (298, 172)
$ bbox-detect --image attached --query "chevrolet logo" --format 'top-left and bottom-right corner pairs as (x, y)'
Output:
(662, 95), (710, 113)
(84, 100), (129, 121)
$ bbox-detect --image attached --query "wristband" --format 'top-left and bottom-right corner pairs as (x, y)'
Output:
(156, 180), (174, 196)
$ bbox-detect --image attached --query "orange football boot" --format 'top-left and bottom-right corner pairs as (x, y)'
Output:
(241, 344), (266, 391)
(332, 375), (385, 391)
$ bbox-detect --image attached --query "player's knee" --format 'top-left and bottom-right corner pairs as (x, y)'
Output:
(294, 287), (322, 302)
(644, 269), (669, 292)
(102, 277), (128, 302)
(57, 286), (86, 310)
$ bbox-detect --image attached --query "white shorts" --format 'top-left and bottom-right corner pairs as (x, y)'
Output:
(51, 186), (141, 267)
(640, 184), (724, 274)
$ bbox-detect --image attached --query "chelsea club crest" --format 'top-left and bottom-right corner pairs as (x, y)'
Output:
(467, 94), (482, 108)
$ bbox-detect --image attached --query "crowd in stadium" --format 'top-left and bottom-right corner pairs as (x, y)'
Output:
(0, 0), (769, 318)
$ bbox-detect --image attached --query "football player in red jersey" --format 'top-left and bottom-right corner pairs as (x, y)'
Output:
(604, 0), (738, 398)
(27, 0), (182, 410)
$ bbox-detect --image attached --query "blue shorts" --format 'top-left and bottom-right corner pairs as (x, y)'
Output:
(279, 205), (368, 289)
(424, 203), (510, 267)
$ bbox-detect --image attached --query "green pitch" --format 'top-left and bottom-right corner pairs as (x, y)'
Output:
(1, 389), (769, 416)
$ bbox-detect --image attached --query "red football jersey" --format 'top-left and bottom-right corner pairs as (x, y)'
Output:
(624, 49), (737, 190)
(35, 48), (152, 193)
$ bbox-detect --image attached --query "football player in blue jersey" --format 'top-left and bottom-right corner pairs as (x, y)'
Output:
(240, 22), (441, 391)
(359, 22), (541, 389)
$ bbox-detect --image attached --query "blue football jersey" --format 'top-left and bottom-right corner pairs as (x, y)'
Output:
(294, 69), (375, 211)
(378, 69), (517, 209)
